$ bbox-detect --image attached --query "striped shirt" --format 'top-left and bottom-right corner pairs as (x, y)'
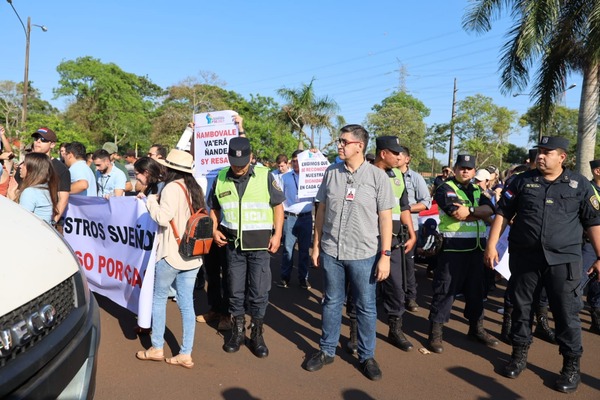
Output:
(316, 161), (395, 260)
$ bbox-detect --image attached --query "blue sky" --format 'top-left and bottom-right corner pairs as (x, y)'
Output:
(2, 1), (582, 159)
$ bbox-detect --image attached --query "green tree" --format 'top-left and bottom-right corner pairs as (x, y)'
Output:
(463, 0), (600, 178)
(453, 94), (518, 169)
(519, 105), (581, 151)
(365, 91), (429, 169)
(277, 78), (339, 149)
(54, 56), (164, 151)
(504, 143), (528, 165)
(425, 123), (450, 176)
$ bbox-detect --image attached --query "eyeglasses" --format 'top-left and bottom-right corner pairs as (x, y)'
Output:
(337, 138), (362, 147)
(34, 135), (50, 143)
(147, 153), (157, 157)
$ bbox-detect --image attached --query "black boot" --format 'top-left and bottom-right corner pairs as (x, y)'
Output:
(590, 307), (600, 334)
(468, 319), (499, 347)
(388, 316), (414, 352)
(502, 344), (529, 378)
(223, 315), (245, 353)
(427, 322), (444, 353)
(501, 307), (513, 345)
(534, 307), (556, 344)
(248, 318), (269, 358)
(554, 355), (581, 393)
(346, 317), (358, 355)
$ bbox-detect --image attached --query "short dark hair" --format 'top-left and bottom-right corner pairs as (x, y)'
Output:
(340, 124), (369, 154)
(275, 154), (288, 164)
(291, 149), (303, 159)
(64, 142), (87, 160)
(150, 144), (168, 159)
(401, 146), (410, 157)
(92, 149), (110, 161)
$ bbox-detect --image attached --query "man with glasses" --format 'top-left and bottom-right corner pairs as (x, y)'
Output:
(305, 124), (395, 381)
(277, 149), (313, 289)
(147, 144), (167, 160)
(27, 128), (71, 231)
(92, 149), (127, 198)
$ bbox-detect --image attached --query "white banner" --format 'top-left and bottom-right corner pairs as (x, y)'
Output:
(297, 150), (329, 198)
(63, 196), (158, 328)
(193, 110), (239, 177)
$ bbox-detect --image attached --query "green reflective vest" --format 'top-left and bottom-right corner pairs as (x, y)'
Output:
(215, 166), (273, 250)
(438, 180), (486, 251)
(390, 168), (406, 236)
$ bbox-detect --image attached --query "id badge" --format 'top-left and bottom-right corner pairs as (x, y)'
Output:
(346, 187), (356, 201)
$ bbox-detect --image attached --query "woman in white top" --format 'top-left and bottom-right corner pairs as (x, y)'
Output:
(136, 149), (205, 368)
(8, 153), (58, 224)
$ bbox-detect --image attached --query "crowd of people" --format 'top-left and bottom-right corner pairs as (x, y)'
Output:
(1, 118), (599, 394)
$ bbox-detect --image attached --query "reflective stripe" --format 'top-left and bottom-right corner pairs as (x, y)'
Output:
(442, 231), (482, 238)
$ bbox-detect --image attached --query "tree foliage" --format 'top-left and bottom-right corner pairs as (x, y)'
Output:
(366, 91), (430, 170)
(453, 94), (518, 169)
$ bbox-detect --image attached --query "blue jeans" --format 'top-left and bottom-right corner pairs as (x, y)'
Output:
(281, 214), (312, 282)
(320, 252), (377, 363)
(151, 258), (199, 355)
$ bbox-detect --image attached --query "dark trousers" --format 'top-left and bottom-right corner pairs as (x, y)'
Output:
(429, 250), (485, 324)
(581, 242), (600, 308)
(204, 242), (229, 315)
(404, 234), (417, 301)
(508, 251), (583, 357)
(504, 282), (549, 309)
(226, 244), (271, 319)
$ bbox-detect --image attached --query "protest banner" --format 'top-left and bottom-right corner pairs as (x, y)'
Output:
(63, 196), (158, 328)
(297, 150), (329, 198)
(193, 110), (239, 177)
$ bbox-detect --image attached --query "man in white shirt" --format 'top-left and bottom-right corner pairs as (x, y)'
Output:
(64, 142), (97, 196)
(277, 150), (313, 289)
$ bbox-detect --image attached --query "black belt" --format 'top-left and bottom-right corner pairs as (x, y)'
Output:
(284, 211), (311, 218)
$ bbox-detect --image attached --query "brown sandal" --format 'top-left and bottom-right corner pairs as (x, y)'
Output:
(136, 347), (164, 361)
(165, 354), (194, 369)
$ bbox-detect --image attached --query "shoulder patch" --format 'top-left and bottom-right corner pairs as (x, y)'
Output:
(272, 179), (282, 192)
(590, 195), (600, 211)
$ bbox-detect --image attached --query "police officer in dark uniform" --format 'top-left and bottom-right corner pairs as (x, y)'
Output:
(427, 154), (498, 353)
(209, 137), (285, 358)
(581, 159), (600, 333)
(485, 136), (600, 393)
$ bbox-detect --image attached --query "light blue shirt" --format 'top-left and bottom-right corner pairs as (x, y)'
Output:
(19, 185), (53, 223)
(69, 160), (97, 196)
(404, 167), (432, 230)
(96, 164), (127, 197)
(280, 170), (313, 214)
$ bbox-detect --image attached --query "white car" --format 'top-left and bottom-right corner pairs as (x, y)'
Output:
(0, 195), (100, 399)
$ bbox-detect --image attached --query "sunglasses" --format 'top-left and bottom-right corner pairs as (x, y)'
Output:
(34, 135), (51, 143)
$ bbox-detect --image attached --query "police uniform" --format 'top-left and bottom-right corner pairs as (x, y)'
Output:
(208, 137), (284, 358)
(581, 159), (600, 333)
(495, 136), (600, 392)
(427, 154), (497, 353)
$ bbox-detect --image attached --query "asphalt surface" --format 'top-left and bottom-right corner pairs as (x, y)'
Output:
(94, 251), (600, 400)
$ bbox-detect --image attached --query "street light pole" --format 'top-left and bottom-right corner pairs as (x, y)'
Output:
(7, 1), (47, 130)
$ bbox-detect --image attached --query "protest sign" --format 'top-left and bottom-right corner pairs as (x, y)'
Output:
(64, 196), (158, 328)
(297, 150), (329, 198)
(194, 110), (239, 177)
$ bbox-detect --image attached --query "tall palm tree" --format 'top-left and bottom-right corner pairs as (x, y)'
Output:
(277, 78), (339, 149)
(463, 0), (600, 178)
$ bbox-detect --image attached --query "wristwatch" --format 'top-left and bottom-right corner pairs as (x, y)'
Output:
(469, 206), (475, 214)
(381, 250), (392, 256)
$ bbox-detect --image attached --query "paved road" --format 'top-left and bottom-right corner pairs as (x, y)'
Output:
(94, 253), (599, 400)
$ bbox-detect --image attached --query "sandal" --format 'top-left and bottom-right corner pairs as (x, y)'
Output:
(136, 347), (164, 361)
(165, 354), (194, 369)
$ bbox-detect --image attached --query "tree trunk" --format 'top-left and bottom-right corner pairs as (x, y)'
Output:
(575, 62), (599, 179)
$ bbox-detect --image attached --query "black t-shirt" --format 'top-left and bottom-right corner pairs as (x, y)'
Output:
(15, 156), (71, 193)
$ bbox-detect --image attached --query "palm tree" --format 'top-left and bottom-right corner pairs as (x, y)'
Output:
(277, 78), (339, 149)
(463, 0), (600, 178)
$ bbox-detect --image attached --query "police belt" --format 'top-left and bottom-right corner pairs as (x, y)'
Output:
(284, 211), (311, 218)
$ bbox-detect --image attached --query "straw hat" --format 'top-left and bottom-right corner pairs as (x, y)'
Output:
(156, 149), (194, 174)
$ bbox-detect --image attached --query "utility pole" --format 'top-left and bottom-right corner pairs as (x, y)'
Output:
(448, 78), (457, 166)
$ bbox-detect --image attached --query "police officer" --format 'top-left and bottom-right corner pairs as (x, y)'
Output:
(372, 136), (417, 350)
(427, 154), (498, 353)
(485, 136), (600, 393)
(209, 137), (285, 358)
(581, 159), (600, 334)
